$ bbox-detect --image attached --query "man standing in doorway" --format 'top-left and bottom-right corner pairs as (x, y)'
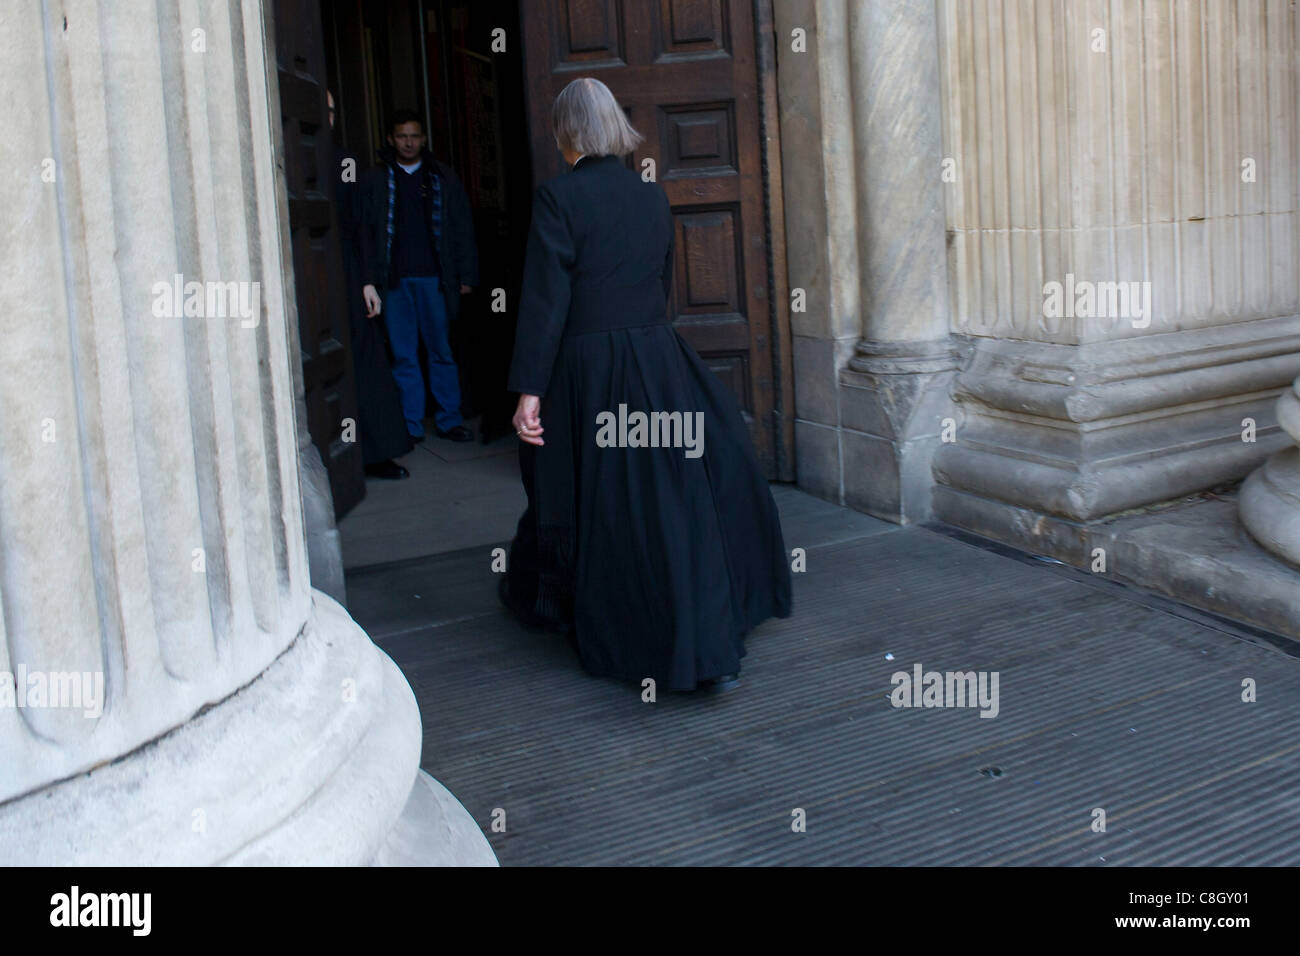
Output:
(361, 109), (479, 442)
(329, 91), (413, 479)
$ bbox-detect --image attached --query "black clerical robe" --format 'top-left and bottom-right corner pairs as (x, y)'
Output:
(501, 154), (792, 690)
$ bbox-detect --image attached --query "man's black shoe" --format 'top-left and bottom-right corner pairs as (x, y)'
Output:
(409, 433), (425, 444)
(364, 460), (410, 480)
(435, 424), (473, 442)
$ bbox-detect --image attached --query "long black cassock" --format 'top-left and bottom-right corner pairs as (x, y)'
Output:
(501, 153), (792, 690)
(334, 144), (413, 466)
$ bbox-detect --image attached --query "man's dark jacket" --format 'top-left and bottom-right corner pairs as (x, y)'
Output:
(360, 145), (479, 320)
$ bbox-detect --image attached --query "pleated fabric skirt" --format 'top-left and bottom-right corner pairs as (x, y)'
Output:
(502, 322), (793, 690)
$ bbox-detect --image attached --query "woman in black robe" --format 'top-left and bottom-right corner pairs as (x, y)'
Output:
(499, 77), (792, 692)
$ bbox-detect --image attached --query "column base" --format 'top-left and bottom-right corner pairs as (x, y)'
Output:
(835, 338), (957, 524)
(1240, 448), (1300, 567)
(0, 592), (496, 866)
(934, 319), (1300, 522)
(372, 770), (497, 866)
(1239, 380), (1300, 567)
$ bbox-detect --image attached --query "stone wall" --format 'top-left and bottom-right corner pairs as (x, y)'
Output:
(776, 0), (1300, 531)
(940, 0), (1300, 344)
(931, 0), (1300, 554)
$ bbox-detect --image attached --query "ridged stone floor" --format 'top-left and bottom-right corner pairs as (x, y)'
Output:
(346, 485), (1300, 866)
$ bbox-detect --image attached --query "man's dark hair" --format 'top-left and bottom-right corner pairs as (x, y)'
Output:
(388, 109), (424, 134)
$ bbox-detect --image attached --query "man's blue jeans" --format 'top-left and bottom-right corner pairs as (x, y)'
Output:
(384, 276), (462, 435)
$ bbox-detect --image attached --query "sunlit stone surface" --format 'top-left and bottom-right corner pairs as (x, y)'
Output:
(0, 0), (492, 866)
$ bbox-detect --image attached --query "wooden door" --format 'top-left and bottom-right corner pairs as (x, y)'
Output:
(273, 0), (366, 517)
(521, 0), (790, 477)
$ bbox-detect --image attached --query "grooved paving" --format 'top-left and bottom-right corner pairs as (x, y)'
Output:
(346, 486), (1300, 866)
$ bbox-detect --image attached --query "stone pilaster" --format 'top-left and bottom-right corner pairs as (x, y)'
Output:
(0, 0), (492, 865)
(775, 0), (955, 523)
(837, 0), (956, 523)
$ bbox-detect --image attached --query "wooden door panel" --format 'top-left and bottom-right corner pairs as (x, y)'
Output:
(702, 354), (750, 411)
(523, 0), (782, 474)
(658, 102), (736, 175)
(273, 0), (365, 518)
(555, 0), (625, 64)
(677, 209), (740, 311)
(651, 0), (730, 59)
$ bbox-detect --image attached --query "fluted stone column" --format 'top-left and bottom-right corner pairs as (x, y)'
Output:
(0, 0), (492, 865)
(1241, 378), (1300, 566)
(775, 0), (955, 523)
(838, 0), (956, 523)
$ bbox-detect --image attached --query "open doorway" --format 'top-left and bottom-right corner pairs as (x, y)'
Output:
(321, 0), (534, 569)
(310, 0), (793, 572)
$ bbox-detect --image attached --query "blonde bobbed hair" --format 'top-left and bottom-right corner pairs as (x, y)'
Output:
(552, 77), (644, 157)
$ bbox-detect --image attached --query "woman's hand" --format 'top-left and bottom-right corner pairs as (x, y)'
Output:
(513, 394), (544, 446)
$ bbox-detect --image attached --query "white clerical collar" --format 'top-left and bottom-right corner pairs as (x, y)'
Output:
(398, 159), (422, 174)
